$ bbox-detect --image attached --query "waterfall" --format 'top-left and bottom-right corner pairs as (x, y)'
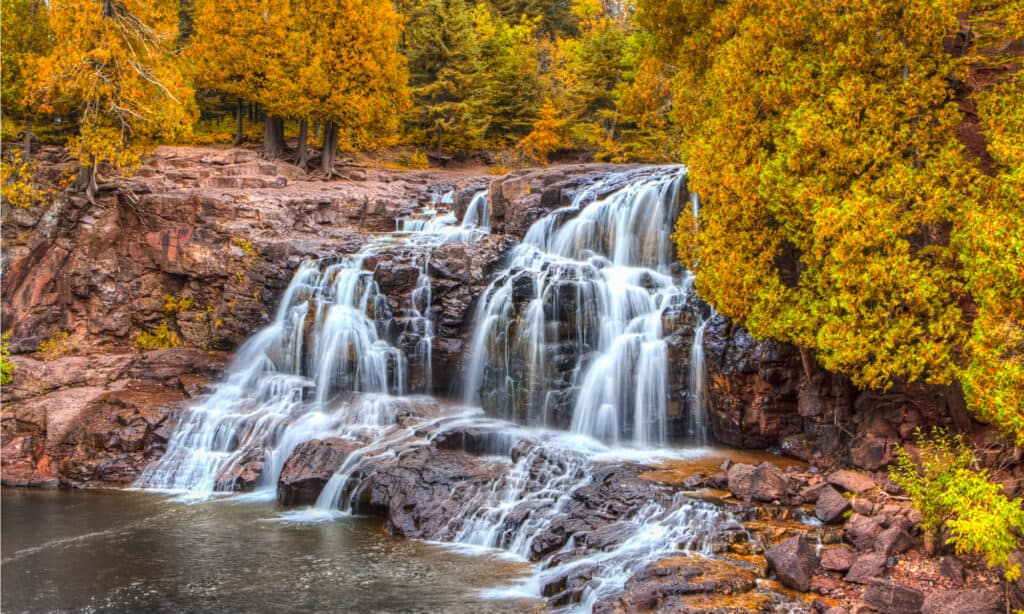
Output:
(463, 169), (706, 446)
(135, 188), (487, 494)
(135, 168), (728, 610)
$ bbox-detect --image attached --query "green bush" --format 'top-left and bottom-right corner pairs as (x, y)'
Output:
(891, 427), (1024, 581)
(1, 332), (14, 386)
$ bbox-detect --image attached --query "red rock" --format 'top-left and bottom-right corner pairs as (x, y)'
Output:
(816, 485), (852, 524)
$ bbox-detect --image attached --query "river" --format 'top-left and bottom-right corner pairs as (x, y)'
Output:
(2, 488), (539, 613)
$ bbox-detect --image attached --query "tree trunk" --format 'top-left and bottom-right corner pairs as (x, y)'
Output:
(262, 115), (287, 159)
(436, 125), (443, 159)
(321, 121), (338, 176)
(946, 381), (972, 434)
(233, 99), (245, 146)
(74, 157), (98, 203)
(23, 117), (32, 159)
(295, 119), (309, 169)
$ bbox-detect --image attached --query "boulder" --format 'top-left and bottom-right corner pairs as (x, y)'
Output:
(277, 438), (362, 506)
(844, 513), (883, 551)
(815, 485), (852, 524)
(820, 547), (858, 572)
(844, 552), (887, 584)
(727, 462), (789, 502)
(214, 447), (266, 492)
(861, 578), (924, 614)
(828, 470), (876, 494)
(922, 589), (1001, 614)
(765, 536), (820, 592)
(874, 525), (914, 556)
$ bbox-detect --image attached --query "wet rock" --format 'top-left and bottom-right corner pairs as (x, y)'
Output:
(921, 589), (1001, 614)
(828, 470), (876, 494)
(820, 547), (858, 572)
(815, 485), (852, 524)
(359, 445), (508, 539)
(591, 555), (758, 614)
(861, 578), (924, 614)
(728, 462), (789, 502)
(278, 438), (362, 505)
(874, 526), (914, 556)
(765, 536), (820, 592)
(843, 552), (887, 584)
(215, 447), (266, 492)
(844, 513), (884, 551)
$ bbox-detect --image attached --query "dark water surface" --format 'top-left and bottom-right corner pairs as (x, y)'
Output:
(1, 488), (539, 613)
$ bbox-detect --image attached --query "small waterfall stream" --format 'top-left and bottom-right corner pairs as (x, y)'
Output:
(135, 168), (743, 611)
(463, 170), (701, 446)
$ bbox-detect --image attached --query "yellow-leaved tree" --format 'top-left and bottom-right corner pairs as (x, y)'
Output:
(296, 0), (410, 175)
(27, 0), (195, 199)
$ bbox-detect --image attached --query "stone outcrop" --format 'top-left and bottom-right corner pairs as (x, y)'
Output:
(1, 349), (225, 487)
(277, 437), (362, 505)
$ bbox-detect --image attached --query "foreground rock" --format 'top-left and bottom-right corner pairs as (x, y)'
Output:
(277, 437), (364, 505)
(766, 536), (819, 591)
(1, 349), (225, 487)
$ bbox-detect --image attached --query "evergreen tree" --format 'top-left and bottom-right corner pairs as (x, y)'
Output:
(404, 0), (482, 155)
(472, 4), (541, 145)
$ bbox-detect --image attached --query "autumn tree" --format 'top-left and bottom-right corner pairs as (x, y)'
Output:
(517, 98), (563, 162)
(952, 4), (1024, 444)
(1, 0), (53, 156)
(189, 0), (290, 155)
(295, 0), (410, 174)
(28, 0), (195, 199)
(664, 0), (971, 386)
(653, 0), (1022, 444)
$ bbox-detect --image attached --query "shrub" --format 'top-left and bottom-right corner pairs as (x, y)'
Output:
(891, 427), (1024, 581)
(232, 237), (256, 257)
(1, 332), (14, 385)
(37, 330), (72, 361)
(133, 321), (181, 351)
(1, 150), (52, 208)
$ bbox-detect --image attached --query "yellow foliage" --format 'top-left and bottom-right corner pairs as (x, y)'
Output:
(1, 149), (52, 208)
(37, 329), (72, 361)
(26, 0), (195, 176)
(517, 99), (563, 163)
(133, 321), (181, 351)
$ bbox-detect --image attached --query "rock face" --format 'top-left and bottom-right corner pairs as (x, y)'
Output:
(4, 146), (1014, 489)
(0, 349), (225, 487)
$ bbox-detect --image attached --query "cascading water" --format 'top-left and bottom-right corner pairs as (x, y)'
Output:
(463, 169), (707, 446)
(137, 188), (479, 495)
